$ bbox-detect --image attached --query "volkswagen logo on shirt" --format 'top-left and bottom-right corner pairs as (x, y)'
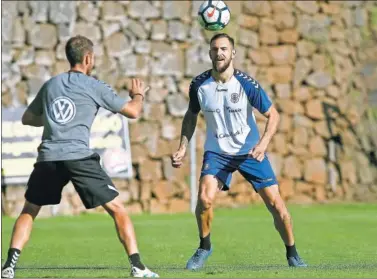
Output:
(50, 97), (76, 124)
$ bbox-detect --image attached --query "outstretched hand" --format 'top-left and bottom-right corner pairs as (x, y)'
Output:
(129, 78), (150, 100)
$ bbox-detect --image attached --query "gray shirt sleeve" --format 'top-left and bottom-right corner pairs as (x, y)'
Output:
(28, 83), (45, 115)
(92, 80), (127, 113)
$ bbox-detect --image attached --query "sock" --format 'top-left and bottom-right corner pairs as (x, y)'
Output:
(285, 244), (298, 258)
(199, 233), (211, 251)
(3, 248), (21, 270)
(129, 253), (145, 270)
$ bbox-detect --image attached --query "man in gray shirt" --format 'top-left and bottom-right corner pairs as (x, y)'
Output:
(1, 35), (159, 278)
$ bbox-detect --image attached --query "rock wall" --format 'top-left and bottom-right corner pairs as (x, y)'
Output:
(2, 1), (377, 217)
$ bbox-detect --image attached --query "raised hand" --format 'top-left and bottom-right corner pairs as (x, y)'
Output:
(129, 78), (150, 100)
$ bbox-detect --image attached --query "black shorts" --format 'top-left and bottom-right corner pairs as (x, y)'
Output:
(25, 153), (119, 209)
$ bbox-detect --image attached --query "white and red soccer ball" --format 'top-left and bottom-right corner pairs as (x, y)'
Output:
(198, 0), (231, 31)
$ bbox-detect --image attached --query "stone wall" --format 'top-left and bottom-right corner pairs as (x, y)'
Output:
(2, 1), (377, 217)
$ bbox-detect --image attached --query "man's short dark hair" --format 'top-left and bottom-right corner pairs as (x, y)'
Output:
(210, 33), (235, 48)
(65, 35), (94, 67)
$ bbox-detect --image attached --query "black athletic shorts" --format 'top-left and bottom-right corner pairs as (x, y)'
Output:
(25, 153), (119, 209)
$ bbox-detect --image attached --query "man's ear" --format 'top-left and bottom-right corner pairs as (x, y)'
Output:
(84, 53), (91, 65)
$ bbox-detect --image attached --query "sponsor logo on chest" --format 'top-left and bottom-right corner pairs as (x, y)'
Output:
(49, 97), (76, 124)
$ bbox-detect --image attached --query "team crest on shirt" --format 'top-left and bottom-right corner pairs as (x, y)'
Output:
(230, 93), (240, 103)
(49, 96), (76, 124)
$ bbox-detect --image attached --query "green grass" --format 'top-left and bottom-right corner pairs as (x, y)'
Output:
(2, 204), (377, 278)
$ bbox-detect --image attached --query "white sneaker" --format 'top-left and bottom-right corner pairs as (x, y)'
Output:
(130, 266), (159, 278)
(1, 267), (14, 278)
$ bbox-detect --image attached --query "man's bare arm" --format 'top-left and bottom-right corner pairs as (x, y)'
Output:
(178, 109), (199, 151)
(259, 105), (280, 147)
(250, 105), (280, 161)
(119, 81), (150, 119)
(119, 95), (144, 119)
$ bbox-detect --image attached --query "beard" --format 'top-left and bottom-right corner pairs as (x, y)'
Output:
(212, 57), (232, 73)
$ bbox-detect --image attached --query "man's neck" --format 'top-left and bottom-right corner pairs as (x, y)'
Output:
(211, 66), (235, 84)
(69, 65), (87, 75)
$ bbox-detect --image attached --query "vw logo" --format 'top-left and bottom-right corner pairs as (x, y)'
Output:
(50, 97), (76, 124)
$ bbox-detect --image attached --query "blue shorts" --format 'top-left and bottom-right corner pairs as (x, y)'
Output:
(200, 151), (278, 192)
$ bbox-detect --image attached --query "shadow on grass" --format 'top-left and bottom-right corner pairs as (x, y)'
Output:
(16, 263), (377, 271)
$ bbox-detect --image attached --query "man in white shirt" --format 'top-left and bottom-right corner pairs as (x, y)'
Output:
(171, 33), (307, 270)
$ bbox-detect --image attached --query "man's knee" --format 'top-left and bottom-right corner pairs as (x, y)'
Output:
(266, 197), (290, 220)
(103, 197), (127, 217)
(199, 193), (214, 210)
(197, 177), (218, 210)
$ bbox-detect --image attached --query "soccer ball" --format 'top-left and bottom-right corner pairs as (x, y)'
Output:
(198, 0), (231, 31)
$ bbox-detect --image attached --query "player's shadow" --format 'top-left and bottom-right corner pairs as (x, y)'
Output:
(15, 264), (284, 271)
(16, 263), (377, 271)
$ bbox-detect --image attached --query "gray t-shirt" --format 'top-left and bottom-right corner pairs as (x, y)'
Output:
(28, 71), (127, 162)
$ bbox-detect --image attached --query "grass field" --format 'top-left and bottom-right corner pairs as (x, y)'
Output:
(2, 204), (377, 278)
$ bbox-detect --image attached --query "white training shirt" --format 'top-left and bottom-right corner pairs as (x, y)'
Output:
(189, 69), (272, 155)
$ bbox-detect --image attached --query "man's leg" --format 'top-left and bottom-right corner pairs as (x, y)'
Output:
(102, 197), (139, 256)
(195, 175), (221, 248)
(238, 154), (307, 267)
(2, 160), (65, 278)
(65, 153), (158, 277)
(258, 185), (294, 245)
(186, 175), (221, 270)
(2, 201), (41, 278)
(102, 196), (158, 278)
(258, 185), (307, 267)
